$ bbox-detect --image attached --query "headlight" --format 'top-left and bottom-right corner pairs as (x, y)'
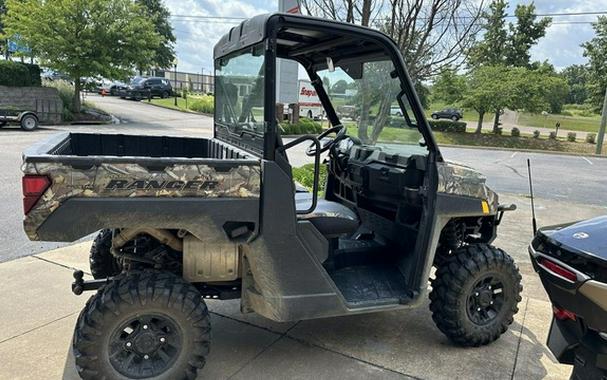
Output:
(600, 332), (607, 341)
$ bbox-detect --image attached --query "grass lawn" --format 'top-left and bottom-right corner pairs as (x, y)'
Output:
(148, 97), (191, 111)
(375, 126), (598, 154)
(425, 101), (602, 133)
(517, 112), (601, 133)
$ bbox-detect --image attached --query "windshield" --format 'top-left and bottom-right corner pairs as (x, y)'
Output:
(131, 77), (145, 86)
(317, 60), (426, 154)
(215, 43), (265, 138)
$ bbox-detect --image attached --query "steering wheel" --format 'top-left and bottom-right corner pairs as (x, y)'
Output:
(306, 125), (347, 156)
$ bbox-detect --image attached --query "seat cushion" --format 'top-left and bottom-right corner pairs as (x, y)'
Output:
(295, 193), (359, 237)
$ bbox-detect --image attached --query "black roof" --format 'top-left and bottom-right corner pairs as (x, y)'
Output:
(213, 13), (387, 60)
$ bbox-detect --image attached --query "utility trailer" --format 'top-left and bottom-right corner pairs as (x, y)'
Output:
(22, 13), (521, 380)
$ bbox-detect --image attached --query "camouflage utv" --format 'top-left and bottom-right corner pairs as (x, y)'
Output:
(22, 13), (521, 380)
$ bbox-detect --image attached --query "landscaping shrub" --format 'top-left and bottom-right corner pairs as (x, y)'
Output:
(533, 130), (540, 138)
(586, 133), (597, 144)
(549, 131), (557, 140)
(494, 127), (503, 135)
(188, 95), (214, 114)
(0, 60), (32, 86)
(23, 63), (42, 87)
(511, 127), (520, 137)
(280, 118), (323, 135)
(427, 119), (467, 133)
(292, 163), (328, 194)
(567, 132), (577, 142)
(559, 110), (573, 117)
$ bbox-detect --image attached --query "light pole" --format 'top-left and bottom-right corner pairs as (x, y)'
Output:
(596, 87), (607, 155)
(173, 59), (178, 107)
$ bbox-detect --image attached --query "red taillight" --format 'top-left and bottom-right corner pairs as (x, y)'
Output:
(553, 306), (576, 321)
(539, 257), (578, 282)
(22, 175), (51, 215)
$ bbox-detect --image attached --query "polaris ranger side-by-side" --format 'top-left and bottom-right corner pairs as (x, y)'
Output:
(22, 14), (522, 379)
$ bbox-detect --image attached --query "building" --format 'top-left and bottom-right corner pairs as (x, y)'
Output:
(146, 69), (214, 94)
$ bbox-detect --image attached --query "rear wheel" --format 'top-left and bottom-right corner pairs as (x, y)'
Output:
(0, 120), (6, 127)
(20, 114), (38, 131)
(73, 270), (211, 380)
(451, 115), (459, 121)
(432, 114), (439, 120)
(89, 229), (121, 279)
(161, 91), (169, 99)
(430, 244), (522, 346)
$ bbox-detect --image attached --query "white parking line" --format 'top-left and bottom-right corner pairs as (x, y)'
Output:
(510, 152), (518, 158)
(581, 156), (593, 165)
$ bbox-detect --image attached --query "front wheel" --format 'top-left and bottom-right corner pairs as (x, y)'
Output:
(429, 244), (522, 347)
(73, 270), (211, 380)
(451, 115), (459, 121)
(431, 114), (439, 120)
(161, 91), (169, 99)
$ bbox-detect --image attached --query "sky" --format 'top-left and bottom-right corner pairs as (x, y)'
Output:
(164, 0), (607, 74)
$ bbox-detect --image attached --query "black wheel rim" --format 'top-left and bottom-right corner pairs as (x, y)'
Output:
(108, 313), (182, 379)
(466, 274), (506, 325)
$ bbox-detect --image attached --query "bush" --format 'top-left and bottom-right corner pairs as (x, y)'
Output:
(567, 132), (577, 142)
(549, 131), (557, 140)
(23, 63), (42, 87)
(493, 127), (503, 135)
(292, 163), (328, 195)
(511, 127), (520, 137)
(559, 110), (573, 117)
(533, 130), (540, 139)
(280, 117), (323, 135)
(427, 119), (467, 133)
(0, 61), (41, 87)
(188, 95), (214, 114)
(586, 133), (597, 144)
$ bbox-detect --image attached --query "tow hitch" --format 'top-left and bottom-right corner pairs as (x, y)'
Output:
(71, 270), (110, 295)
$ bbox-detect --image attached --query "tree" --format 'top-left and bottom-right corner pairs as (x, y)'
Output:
(582, 16), (607, 111)
(469, 1), (551, 130)
(301, 0), (484, 83)
(136, 0), (175, 69)
(0, 0), (6, 57)
(432, 67), (467, 104)
(505, 3), (551, 67)
(331, 79), (348, 94)
(469, 0), (508, 66)
(4, 0), (161, 113)
(561, 64), (590, 105)
(462, 66), (510, 133)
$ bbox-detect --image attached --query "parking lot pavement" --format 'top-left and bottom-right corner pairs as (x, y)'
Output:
(3, 193), (605, 380)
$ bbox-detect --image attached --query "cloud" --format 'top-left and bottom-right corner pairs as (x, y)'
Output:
(165, 0), (606, 73)
(511, 0), (607, 70)
(164, 0), (277, 73)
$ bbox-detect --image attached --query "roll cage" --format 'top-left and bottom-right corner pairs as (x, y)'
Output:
(213, 12), (442, 162)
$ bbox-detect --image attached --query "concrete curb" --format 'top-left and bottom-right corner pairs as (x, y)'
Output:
(139, 99), (213, 117)
(440, 142), (607, 158)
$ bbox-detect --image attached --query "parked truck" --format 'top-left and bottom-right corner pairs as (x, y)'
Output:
(297, 79), (324, 119)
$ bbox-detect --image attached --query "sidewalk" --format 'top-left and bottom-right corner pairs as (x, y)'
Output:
(1, 193), (605, 379)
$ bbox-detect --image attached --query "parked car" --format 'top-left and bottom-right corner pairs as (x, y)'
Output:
(529, 216), (607, 380)
(120, 77), (172, 100)
(390, 106), (403, 116)
(431, 108), (463, 121)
